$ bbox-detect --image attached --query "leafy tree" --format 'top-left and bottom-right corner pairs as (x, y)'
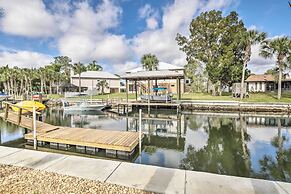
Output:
(96, 80), (109, 95)
(141, 54), (159, 71)
(73, 62), (87, 94)
(260, 36), (291, 99)
(184, 61), (207, 92)
(177, 11), (246, 95)
(53, 56), (72, 82)
(239, 30), (266, 99)
(87, 60), (103, 71)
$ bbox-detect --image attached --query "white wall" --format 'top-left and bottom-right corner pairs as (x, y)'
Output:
(71, 78), (120, 93)
(248, 82), (266, 92)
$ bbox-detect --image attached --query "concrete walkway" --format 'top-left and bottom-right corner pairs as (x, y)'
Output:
(0, 146), (290, 194)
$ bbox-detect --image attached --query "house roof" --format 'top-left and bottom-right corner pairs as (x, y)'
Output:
(121, 70), (184, 80)
(71, 71), (119, 79)
(245, 74), (275, 82)
(126, 62), (184, 73)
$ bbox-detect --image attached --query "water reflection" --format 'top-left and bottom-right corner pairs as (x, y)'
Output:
(0, 109), (290, 182)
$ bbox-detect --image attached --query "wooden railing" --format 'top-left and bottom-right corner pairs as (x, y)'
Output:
(2, 101), (41, 126)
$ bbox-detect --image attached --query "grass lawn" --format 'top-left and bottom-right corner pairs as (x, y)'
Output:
(48, 92), (291, 103)
(181, 92), (291, 103)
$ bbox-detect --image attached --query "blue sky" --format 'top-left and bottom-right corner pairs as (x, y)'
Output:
(0, 0), (290, 74)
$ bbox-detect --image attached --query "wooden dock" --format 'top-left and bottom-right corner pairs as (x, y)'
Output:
(0, 102), (142, 155)
(24, 127), (140, 152)
(0, 112), (59, 133)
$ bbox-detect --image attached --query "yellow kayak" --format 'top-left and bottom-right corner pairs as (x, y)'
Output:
(12, 101), (46, 113)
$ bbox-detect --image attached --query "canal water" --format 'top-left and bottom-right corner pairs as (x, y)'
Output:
(0, 108), (290, 182)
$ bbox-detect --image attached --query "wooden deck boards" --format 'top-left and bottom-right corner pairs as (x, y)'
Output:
(25, 127), (141, 152)
(0, 112), (141, 152)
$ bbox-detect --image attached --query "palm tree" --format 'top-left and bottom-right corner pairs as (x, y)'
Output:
(73, 62), (87, 94)
(87, 60), (103, 71)
(96, 80), (109, 95)
(240, 30), (266, 100)
(141, 54), (159, 71)
(260, 36), (291, 99)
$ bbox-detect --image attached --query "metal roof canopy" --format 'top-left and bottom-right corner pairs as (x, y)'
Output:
(121, 70), (184, 80)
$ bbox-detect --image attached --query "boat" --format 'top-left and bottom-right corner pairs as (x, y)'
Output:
(11, 101), (46, 113)
(63, 101), (105, 112)
(140, 87), (172, 102)
(0, 93), (11, 101)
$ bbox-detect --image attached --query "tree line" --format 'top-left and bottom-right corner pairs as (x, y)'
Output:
(0, 56), (103, 96)
(176, 10), (291, 99)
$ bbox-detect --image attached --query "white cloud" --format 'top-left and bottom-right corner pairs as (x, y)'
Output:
(113, 61), (139, 75)
(93, 35), (131, 63)
(132, 0), (201, 66)
(248, 44), (276, 74)
(0, 50), (53, 68)
(56, 1), (131, 64)
(146, 17), (159, 30)
(0, 0), (251, 74)
(0, 0), (56, 37)
(138, 4), (159, 30)
(138, 4), (154, 18)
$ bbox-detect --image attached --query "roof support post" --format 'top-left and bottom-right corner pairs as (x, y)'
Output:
(135, 80), (137, 101)
(148, 79), (150, 113)
(176, 78), (180, 100)
(155, 79), (158, 95)
(126, 79), (128, 103)
(178, 78), (181, 100)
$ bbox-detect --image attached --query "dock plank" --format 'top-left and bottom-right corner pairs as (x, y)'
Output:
(0, 112), (142, 153)
(25, 127), (142, 152)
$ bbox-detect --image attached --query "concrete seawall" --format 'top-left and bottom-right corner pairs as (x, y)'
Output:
(0, 146), (290, 194)
(180, 101), (291, 113)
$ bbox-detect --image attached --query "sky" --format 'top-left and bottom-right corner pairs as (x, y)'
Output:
(0, 0), (290, 74)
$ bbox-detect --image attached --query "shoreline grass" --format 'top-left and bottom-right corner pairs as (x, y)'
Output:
(47, 92), (291, 103)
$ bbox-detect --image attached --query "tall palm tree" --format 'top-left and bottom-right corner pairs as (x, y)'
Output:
(141, 54), (159, 71)
(87, 60), (103, 71)
(260, 36), (291, 99)
(73, 62), (87, 94)
(240, 30), (266, 100)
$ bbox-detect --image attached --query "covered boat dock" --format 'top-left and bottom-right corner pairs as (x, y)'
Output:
(121, 70), (185, 112)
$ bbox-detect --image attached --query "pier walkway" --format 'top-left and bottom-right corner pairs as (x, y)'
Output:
(0, 102), (141, 154)
(0, 146), (290, 194)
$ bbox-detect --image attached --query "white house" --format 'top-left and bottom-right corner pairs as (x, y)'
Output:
(246, 74), (291, 92)
(71, 71), (120, 94)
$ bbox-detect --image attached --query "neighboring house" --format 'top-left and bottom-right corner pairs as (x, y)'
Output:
(125, 62), (185, 94)
(71, 71), (120, 94)
(245, 74), (291, 92)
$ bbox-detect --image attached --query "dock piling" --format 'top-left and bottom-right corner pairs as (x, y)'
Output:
(33, 106), (37, 150)
(139, 109), (142, 155)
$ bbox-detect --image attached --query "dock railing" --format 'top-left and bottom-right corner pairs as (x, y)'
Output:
(2, 101), (41, 127)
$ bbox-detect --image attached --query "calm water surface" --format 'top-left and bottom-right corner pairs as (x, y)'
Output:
(0, 108), (290, 182)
